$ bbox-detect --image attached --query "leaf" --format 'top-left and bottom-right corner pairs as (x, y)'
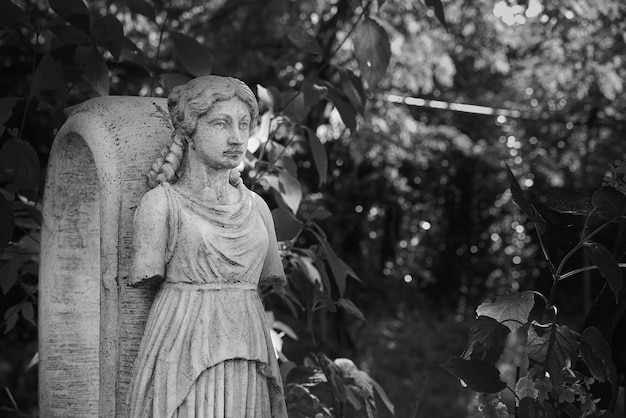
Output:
(585, 242), (623, 303)
(25, 352), (38, 371)
(311, 231), (347, 297)
(160, 73), (191, 92)
(21, 302), (35, 325)
(0, 259), (18, 294)
(90, 15), (125, 61)
(371, 378), (395, 415)
(281, 90), (306, 121)
(506, 163), (540, 225)
(518, 397), (545, 418)
(286, 26), (323, 55)
(580, 327), (617, 385)
(49, 0), (90, 33)
(30, 53), (66, 96)
(257, 84), (281, 112)
(530, 204), (546, 234)
(120, 37), (149, 71)
(3, 304), (19, 334)
(272, 207), (303, 241)
(0, 139), (41, 193)
(305, 127), (328, 186)
(338, 68), (365, 115)
(324, 85), (357, 132)
(462, 316), (510, 364)
(424, 0), (448, 31)
(170, 32), (212, 77)
(440, 356), (507, 393)
(527, 322), (580, 382)
(0, 194), (14, 251)
(83, 46), (109, 96)
(302, 80), (328, 109)
(351, 17), (391, 88)
(277, 168), (303, 214)
(0, 97), (21, 137)
(336, 298), (366, 321)
(117, 0), (155, 20)
(592, 187), (626, 222)
(476, 291), (535, 331)
(309, 207), (331, 220)
(515, 374), (538, 400)
(0, 0), (33, 29)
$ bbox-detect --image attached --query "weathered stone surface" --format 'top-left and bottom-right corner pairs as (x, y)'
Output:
(40, 96), (171, 417)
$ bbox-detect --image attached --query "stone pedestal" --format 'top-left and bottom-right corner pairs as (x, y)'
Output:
(39, 96), (172, 417)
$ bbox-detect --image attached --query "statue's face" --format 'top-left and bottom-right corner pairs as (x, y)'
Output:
(192, 97), (251, 171)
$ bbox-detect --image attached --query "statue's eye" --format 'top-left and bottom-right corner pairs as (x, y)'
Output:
(213, 120), (227, 129)
(239, 122), (249, 131)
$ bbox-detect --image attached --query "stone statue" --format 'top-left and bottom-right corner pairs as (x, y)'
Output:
(127, 76), (288, 417)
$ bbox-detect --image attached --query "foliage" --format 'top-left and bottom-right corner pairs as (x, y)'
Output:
(442, 163), (626, 417)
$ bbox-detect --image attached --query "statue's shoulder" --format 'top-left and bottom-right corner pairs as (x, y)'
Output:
(248, 188), (271, 215)
(135, 184), (170, 218)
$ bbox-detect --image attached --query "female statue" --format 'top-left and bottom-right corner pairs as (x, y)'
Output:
(127, 75), (288, 417)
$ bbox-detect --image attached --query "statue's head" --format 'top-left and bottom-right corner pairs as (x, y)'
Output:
(148, 76), (259, 187)
(168, 76), (259, 143)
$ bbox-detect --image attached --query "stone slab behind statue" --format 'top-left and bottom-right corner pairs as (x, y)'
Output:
(40, 96), (172, 417)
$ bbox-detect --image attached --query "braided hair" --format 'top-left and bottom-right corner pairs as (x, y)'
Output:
(147, 76), (259, 188)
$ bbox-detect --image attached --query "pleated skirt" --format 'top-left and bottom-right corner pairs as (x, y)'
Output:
(173, 359), (271, 418)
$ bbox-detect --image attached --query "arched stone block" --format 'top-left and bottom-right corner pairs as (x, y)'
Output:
(40, 96), (172, 417)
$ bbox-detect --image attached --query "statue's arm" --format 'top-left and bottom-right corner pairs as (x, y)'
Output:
(252, 192), (287, 287)
(129, 187), (169, 287)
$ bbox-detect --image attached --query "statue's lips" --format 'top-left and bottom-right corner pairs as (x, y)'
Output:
(223, 150), (243, 157)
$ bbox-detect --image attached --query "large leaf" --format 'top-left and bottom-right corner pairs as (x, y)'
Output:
(440, 356), (507, 393)
(0, 194), (14, 251)
(83, 46), (109, 96)
(324, 84), (357, 132)
(90, 15), (125, 61)
(351, 17), (391, 88)
(527, 322), (580, 382)
(49, 0), (90, 33)
(476, 291), (535, 331)
(592, 187), (626, 222)
(305, 127), (327, 186)
(170, 32), (212, 77)
(278, 169), (302, 214)
(0, 139), (40, 193)
(0, 0), (33, 29)
(424, 0), (448, 31)
(586, 242), (623, 303)
(0, 258), (18, 294)
(462, 316), (510, 364)
(0, 97), (20, 137)
(272, 207), (303, 241)
(580, 327), (617, 386)
(30, 53), (66, 96)
(286, 27), (323, 55)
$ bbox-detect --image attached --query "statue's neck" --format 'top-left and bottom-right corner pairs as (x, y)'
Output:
(176, 152), (237, 204)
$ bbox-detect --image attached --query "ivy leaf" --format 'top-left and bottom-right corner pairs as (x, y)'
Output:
(518, 397), (545, 418)
(585, 242), (623, 303)
(336, 298), (366, 321)
(83, 46), (109, 96)
(0, 138), (40, 193)
(424, 0), (448, 31)
(476, 291), (535, 331)
(0, 258), (18, 294)
(305, 127), (328, 186)
(0, 97), (21, 137)
(0, 0), (33, 29)
(170, 32), (212, 77)
(116, 0), (155, 21)
(462, 316), (510, 364)
(272, 207), (303, 241)
(440, 356), (507, 393)
(324, 84), (357, 132)
(580, 327), (617, 386)
(352, 17), (391, 88)
(286, 27), (322, 55)
(527, 321), (580, 382)
(515, 374), (538, 400)
(592, 187), (626, 222)
(49, 0), (90, 33)
(90, 15), (125, 61)
(0, 194), (14, 251)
